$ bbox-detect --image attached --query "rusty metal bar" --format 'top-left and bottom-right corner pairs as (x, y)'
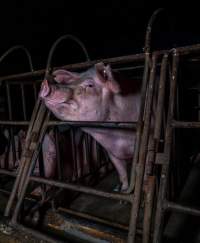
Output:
(154, 54), (168, 140)
(11, 110), (49, 223)
(58, 207), (129, 231)
(17, 106), (48, 196)
(20, 83), (27, 120)
(4, 99), (44, 217)
(1, 42), (200, 83)
(128, 54), (157, 243)
(126, 52), (151, 194)
(153, 50), (179, 243)
(142, 176), (156, 243)
(164, 201), (200, 216)
(0, 53), (146, 82)
(29, 176), (132, 202)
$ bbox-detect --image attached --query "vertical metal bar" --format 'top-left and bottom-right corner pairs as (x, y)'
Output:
(20, 83), (27, 120)
(6, 83), (17, 165)
(84, 134), (92, 174)
(33, 84), (37, 102)
(11, 114), (49, 224)
(153, 51), (179, 243)
(70, 128), (78, 180)
(142, 176), (156, 243)
(127, 52), (151, 193)
(154, 54), (168, 140)
(128, 54), (157, 243)
(55, 127), (63, 180)
(4, 99), (43, 217)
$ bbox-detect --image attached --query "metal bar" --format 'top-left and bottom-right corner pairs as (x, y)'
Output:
(0, 121), (29, 125)
(29, 176), (132, 202)
(48, 120), (137, 129)
(153, 51), (179, 243)
(58, 207), (129, 231)
(4, 99), (43, 217)
(11, 110), (49, 223)
(33, 83), (37, 101)
(171, 120), (200, 128)
(1, 120), (137, 128)
(0, 169), (16, 177)
(154, 54), (168, 140)
(0, 53), (147, 82)
(55, 127), (63, 180)
(128, 54), (157, 243)
(142, 176), (156, 243)
(164, 201), (200, 216)
(70, 128), (78, 180)
(11, 223), (64, 243)
(144, 8), (164, 53)
(6, 83), (17, 166)
(126, 52), (151, 193)
(1, 42), (200, 83)
(20, 83), (27, 120)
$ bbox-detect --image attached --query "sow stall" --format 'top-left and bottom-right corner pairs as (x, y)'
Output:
(0, 9), (168, 243)
(0, 8), (200, 243)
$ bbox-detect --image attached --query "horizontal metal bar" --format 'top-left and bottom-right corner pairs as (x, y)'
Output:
(0, 53), (147, 82)
(12, 223), (64, 243)
(0, 120), (137, 128)
(58, 207), (129, 231)
(48, 120), (137, 129)
(0, 121), (29, 125)
(1, 43), (200, 83)
(164, 201), (200, 216)
(0, 169), (17, 177)
(171, 120), (200, 128)
(30, 176), (132, 202)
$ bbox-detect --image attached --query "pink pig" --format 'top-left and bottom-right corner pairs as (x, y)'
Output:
(39, 62), (141, 191)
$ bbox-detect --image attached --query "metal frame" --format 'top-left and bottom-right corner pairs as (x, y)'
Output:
(2, 8), (199, 243)
(153, 45), (200, 243)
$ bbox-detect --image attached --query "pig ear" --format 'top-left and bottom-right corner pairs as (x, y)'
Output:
(52, 69), (80, 84)
(95, 62), (120, 94)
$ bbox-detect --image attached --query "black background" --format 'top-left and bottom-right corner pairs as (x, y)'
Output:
(0, 1), (199, 75)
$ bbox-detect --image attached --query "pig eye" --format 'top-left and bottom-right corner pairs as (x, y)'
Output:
(88, 84), (93, 87)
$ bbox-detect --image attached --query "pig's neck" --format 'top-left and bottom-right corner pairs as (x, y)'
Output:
(82, 92), (140, 150)
(106, 92), (141, 122)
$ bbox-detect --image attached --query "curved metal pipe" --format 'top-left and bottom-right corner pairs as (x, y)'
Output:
(45, 34), (90, 77)
(0, 45), (34, 72)
(144, 8), (164, 53)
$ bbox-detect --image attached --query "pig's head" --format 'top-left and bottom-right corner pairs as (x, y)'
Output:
(39, 62), (120, 121)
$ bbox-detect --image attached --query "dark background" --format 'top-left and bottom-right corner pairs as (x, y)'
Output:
(0, 1), (199, 75)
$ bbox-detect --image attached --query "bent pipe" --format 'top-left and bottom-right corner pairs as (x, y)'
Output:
(45, 34), (90, 77)
(0, 45), (34, 73)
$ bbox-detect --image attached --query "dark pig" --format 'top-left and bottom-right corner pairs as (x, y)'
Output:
(39, 62), (141, 191)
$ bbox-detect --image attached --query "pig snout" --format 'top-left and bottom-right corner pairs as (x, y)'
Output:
(39, 79), (51, 98)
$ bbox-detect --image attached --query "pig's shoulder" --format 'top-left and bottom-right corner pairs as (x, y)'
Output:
(112, 71), (142, 95)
